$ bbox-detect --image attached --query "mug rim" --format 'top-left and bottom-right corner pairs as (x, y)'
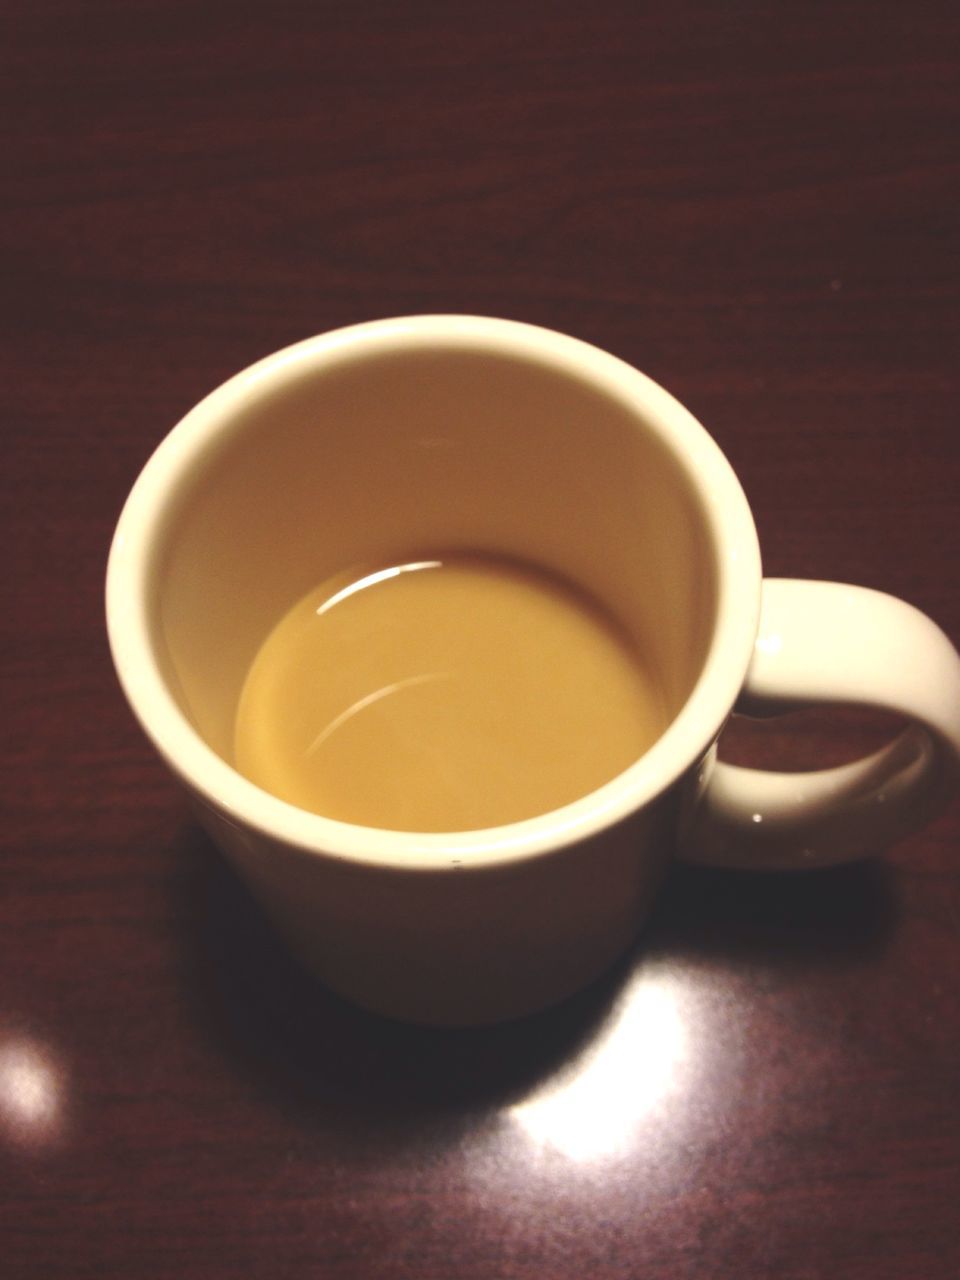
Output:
(105, 314), (762, 871)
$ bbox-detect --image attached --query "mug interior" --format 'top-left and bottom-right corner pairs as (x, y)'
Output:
(109, 318), (761, 859)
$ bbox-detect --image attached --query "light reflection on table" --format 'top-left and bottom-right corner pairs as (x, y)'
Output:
(0, 1033), (68, 1149)
(509, 965), (693, 1164)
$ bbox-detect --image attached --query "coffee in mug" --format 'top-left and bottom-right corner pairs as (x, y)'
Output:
(233, 552), (669, 831)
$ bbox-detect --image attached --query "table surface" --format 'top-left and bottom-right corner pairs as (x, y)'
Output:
(3, 4), (959, 1277)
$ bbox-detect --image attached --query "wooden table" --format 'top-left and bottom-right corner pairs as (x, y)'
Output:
(3, 4), (958, 1276)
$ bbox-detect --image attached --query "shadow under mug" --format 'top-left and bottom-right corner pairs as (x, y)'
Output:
(106, 316), (960, 1025)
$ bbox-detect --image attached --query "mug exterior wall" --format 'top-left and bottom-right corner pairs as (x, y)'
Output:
(189, 780), (686, 1026)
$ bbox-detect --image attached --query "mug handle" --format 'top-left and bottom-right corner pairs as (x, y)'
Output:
(680, 579), (960, 869)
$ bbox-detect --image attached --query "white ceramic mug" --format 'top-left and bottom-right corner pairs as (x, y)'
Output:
(106, 316), (960, 1025)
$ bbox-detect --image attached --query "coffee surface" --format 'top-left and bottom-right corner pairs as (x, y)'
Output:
(233, 553), (667, 831)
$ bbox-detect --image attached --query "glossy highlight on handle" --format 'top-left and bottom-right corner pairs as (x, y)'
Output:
(682, 580), (960, 869)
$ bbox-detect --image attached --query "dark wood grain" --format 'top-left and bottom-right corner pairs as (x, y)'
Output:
(2, 3), (959, 1277)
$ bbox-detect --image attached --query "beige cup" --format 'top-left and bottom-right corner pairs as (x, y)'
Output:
(106, 316), (960, 1025)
